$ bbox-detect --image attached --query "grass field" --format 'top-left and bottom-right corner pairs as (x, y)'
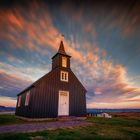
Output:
(0, 113), (140, 140)
(0, 114), (25, 125)
(0, 114), (55, 126)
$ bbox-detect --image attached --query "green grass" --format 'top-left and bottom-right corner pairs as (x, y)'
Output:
(0, 114), (25, 125)
(0, 114), (56, 125)
(87, 116), (140, 127)
(0, 115), (140, 140)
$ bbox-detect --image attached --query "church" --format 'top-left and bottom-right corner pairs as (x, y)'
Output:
(15, 41), (87, 118)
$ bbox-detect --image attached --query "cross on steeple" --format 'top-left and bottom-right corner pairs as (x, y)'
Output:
(61, 34), (64, 41)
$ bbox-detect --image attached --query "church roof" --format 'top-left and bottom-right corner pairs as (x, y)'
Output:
(17, 67), (87, 96)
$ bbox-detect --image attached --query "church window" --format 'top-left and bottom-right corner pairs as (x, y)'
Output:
(60, 71), (68, 82)
(18, 95), (21, 107)
(62, 57), (67, 67)
(25, 91), (30, 106)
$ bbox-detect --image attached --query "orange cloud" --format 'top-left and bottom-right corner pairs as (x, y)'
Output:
(8, 13), (24, 29)
(0, 96), (16, 107)
(0, 2), (140, 108)
(87, 101), (140, 109)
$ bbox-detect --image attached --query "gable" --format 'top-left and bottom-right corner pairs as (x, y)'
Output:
(17, 67), (86, 96)
(69, 70), (87, 92)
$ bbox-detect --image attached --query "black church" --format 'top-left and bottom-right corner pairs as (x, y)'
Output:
(15, 41), (87, 118)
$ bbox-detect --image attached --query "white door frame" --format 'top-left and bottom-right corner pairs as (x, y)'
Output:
(58, 90), (69, 116)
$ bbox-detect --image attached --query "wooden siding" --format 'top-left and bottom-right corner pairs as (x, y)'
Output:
(15, 89), (32, 117)
(16, 67), (86, 118)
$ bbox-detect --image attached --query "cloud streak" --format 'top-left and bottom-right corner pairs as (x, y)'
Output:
(0, 1), (140, 108)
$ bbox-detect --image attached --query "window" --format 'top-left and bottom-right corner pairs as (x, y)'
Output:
(18, 95), (21, 107)
(25, 91), (30, 106)
(60, 71), (68, 82)
(62, 56), (67, 67)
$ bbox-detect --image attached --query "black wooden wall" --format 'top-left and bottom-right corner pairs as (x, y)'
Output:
(15, 67), (86, 118)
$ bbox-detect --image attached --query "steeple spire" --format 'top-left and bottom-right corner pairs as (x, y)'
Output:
(58, 41), (66, 55)
(51, 40), (71, 69)
(52, 40), (71, 60)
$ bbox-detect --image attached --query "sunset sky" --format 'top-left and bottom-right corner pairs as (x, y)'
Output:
(0, 0), (140, 108)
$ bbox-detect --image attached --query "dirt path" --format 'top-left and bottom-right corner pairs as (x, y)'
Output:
(0, 120), (91, 133)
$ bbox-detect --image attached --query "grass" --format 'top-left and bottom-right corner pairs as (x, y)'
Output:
(87, 116), (140, 127)
(0, 114), (25, 125)
(0, 114), (56, 125)
(0, 114), (140, 140)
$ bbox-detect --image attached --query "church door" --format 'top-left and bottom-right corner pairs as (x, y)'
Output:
(58, 91), (69, 116)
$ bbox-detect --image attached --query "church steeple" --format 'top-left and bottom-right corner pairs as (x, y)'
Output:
(52, 40), (71, 70)
(58, 41), (67, 55)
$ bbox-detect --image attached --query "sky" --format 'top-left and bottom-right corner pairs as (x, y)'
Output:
(0, 0), (140, 108)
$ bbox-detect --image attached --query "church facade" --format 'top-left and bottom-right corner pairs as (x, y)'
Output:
(15, 41), (87, 118)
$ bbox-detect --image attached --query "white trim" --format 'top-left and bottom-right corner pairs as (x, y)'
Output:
(60, 71), (68, 82)
(18, 95), (21, 107)
(58, 90), (69, 116)
(25, 91), (30, 106)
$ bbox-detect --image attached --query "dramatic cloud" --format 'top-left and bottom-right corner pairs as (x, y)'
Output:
(0, 0), (140, 108)
(0, 71), (31, 97)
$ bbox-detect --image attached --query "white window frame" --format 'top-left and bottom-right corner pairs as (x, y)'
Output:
(60, 71), (68, 82)
(25, 91), (30, 106)
(18, 95), (21, 107)
(62, 56), (67, 67)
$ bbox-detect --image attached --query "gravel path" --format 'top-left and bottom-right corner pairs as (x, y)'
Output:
(0, 121), (91, 133)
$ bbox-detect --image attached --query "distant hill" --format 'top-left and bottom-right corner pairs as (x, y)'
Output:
(87, 108), (140, 113)
(1, 106), (140, 113)
(0, 106), (16, 112)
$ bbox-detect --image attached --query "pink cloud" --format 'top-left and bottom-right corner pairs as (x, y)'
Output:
(0, 2), (139, 108)
(0, 96), (16, 107)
